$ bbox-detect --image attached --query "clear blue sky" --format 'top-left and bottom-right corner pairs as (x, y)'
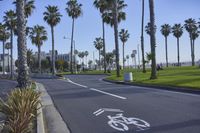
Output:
(0, 0), (200, 64)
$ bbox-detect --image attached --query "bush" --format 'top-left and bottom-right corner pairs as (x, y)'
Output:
(0, 88), (41, 133)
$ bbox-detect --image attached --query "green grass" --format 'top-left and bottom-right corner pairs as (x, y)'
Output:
(107, 66), (200, 90)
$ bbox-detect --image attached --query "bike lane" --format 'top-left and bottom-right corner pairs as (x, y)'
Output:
(64, 75), (200, 133)
(36, 78), (153, 133)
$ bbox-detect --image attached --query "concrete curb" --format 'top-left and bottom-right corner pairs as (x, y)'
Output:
(36, 83), (70, 133)
(103, 78), (200, 95)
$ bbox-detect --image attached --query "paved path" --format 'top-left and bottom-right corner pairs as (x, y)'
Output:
(35, 75), (200, 133)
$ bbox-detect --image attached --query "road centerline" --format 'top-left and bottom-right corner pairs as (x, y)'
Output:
(90, 88), (127, 100)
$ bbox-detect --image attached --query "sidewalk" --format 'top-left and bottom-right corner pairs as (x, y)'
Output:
(36, 83), (70, 133)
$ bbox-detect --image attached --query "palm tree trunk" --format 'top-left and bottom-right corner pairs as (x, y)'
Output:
(38, 45), (41, 74)
(149, 0), (157, 79)
(123, 43), (125, 69)
(10, 29), (14, 79)
(165, 36), (168, 67)
(7, 49), (10, 72)
(16, 0), (30, 88)
(190, 35), (194, 66)
(99, 50), (101, 70)
(70, 18), (75, 74)
(177, 37), (180, 66)
(141, 0), (146, 73)
(102, 20), (106, 73)
(2, 41), (5, 74)
(113, 0), (120, 77)
(192, 39), (195, 66)
(51, 26), (55, 75)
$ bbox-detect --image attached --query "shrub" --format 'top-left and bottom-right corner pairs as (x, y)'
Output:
(0, 88), (41, 133)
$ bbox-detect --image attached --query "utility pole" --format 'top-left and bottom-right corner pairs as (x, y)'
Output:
(137, 44), (141, 69)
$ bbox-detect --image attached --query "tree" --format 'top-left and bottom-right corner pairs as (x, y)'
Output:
(93, 0), (108, 73)
(172, 24), (183, 66)
(184, 18), (198, 66)
(78, 52), (85, 69)
(16, 0), (30, 88)
(4, 10), (17, 79)
(94, 37), (103, 70)
(140, 0), (146, 73)
(149, 0), (157, 79)
(119, 29), (129, 69)
(103, 0), (127, 77)
(126, 55), (129, 68)
(43, 6), (62, 75)
(88, 60), (93, 69)
(27, 49), (34, 70)
(66, 0), (82, 74)
(191, 30), (200, 64)
(84, 51), (89, 67)
(0, 23), (10, 74)
(160, 24), (171, 67)
(29, 25), (47, 73)
(5, 42), (11, 72)
(56, 60), (64, 71)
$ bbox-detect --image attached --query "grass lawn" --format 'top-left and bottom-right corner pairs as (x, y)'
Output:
(107, 66), (200, 90)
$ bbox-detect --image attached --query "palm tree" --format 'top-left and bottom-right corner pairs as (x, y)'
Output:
(140, 0), (146, 73)
(93, 0), (108, 73)
(94, 37), (103, 70)
(43, 6), (62, 76)
(16, 0), (30, 88)
(172, 24), (183, 66)
(0, 23), (10, 74)
(149, 0), (157, 79)
(126, 55), (129, 68)
(160, 24), (171, 67)
(78, 52), (85, 69)
(5, 42), (11, 72)
(4, 10), (17, 79)
(27, 49), (34, 70)
(29, 25), (47, 73)
(119, 29), (129, 69)
(66, 0), (82, 74)
(103, 0), (127, 77)
(184, 18), (198, 66)
(191, 30), (200, 64)
(84, 51), (89, 68)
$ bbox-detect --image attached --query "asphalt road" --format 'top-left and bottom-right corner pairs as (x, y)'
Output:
(35, 75), (200, 133)
(0, 79), (17, 100)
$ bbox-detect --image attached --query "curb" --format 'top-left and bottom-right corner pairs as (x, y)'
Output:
(103, 78), (200, 95)
(36, 83), (70, 133)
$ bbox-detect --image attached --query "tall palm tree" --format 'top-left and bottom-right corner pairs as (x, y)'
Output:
(184, 18), (198, 66)
(140, 0), (146, 73)
(126, 55), (129, 68)
(29, 25), (47, 73)
(0, 23), (10, 74)
(119, 29), (129, 69)
(191, 30), (200, 64)
(149, 0), (157, 79)
(94, 37), (103, 69)
(160, 24), (171, 67)
(43, 6), (62, 76)
(93, 0), (108, 73)
(4, 10), (17, 79)
(84, 51), (89, 68)
(66, 0), (82, 74)
(172, 24), (183, 66)
(5, 42), (11, 72)
(16, 0), (30, 88)
(103, 0), (127, 77)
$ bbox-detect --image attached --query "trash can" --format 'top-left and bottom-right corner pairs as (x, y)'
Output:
(124, 72), (133, 82)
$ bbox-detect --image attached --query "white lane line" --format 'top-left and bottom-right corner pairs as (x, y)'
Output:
(66, 79), (88, 88)
(90, 88), (127, 100)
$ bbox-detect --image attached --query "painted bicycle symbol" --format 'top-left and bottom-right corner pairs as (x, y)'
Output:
(107, 113), (150, 131)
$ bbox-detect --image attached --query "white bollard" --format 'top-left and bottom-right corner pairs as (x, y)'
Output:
(124, 72), (133, 82)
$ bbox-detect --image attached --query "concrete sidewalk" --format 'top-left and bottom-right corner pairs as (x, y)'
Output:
(36, 83), (70, 133)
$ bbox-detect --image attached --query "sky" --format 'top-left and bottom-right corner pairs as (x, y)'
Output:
(0, 0), (200, 64)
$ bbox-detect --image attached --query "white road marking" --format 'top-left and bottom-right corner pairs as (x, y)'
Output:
(90, 88), (127, 100)
(66, 79), (88, 88)
(93, 108), (124, 116)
